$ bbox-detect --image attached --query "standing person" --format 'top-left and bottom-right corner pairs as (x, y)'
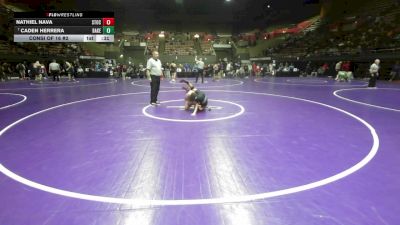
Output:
(23, 61), (29, 78)
(127, 65), (134, 78)
(65, 61), (75, 81)
(170, 61), (177, 82)
(0, 62), (4, 82)
(195, 56), (205, 83)
(334, 61), (342, 81)
(33, 61), (42, 81)
(39, 64), (47, 80)
(219, 59), (226, 78)
(226, 61), (233, 77)
(268, 63), (274, 76)
(77, 66), (84, 77)
(138, 63), (145, 78)
(212, 63), (220, 81)
(341, 61), (351, 72)
(255, 64), (261, 77)
(368, 59), (380, 88)
(146, 51), (163, 105)
(164, 63), (171, 80)
(3, 62), (12, 81)
(49, 59), (61, 82)
(322, 63), (329, 74)
(74, 58), (80, 78)
(121, 64), (127, 80)
(16, 62), (26, 80)
(252, 63), (257, 77)
(389, 61), (400, 82)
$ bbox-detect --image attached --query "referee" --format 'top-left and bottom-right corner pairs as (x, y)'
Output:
(146, 51), (163, 105)
(49, 59), (61, 81)
(368, 59), (380, 88)
(195, 56), (205, 83)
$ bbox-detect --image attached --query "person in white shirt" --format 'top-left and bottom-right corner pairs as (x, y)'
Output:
(194, 56), (205, 83)
(146, 51), (163, 105)
(49, 59), (61, 81)
(334, 61), (342, 81)
(368, 59), (380, 88)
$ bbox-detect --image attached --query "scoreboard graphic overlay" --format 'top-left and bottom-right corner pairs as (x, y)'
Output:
(14, 12), (114, 43)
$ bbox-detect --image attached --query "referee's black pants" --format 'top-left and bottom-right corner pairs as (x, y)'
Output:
(150, 75), (161, 103)
(368, 73), (378, 87)
(195, 69), (204, 83)
(51, 71), (60, 81)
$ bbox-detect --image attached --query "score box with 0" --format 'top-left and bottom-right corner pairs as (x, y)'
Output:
(103, 26), (114, 34)
(91, 18), (115, 26)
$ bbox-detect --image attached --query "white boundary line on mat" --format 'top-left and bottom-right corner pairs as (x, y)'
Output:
(255, 78), (368, 87)
(0, 90), (379, 206)
(0, 79), (116, 91)
(0, 93), (27, 110)
(334, 88), (400, 112)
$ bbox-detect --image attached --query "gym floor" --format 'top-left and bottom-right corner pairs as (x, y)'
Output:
(0, 77), (399, 225)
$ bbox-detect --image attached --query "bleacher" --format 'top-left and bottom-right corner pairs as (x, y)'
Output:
(264, 0), (400, 58)
(164, 40), (195, 56)
(146, 39), (159, 53)
(201, 41), (214, 55)
(354, 0), (394, 16)
(0, 40), (10, 52)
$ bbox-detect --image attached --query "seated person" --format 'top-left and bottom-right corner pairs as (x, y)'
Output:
(337, 71), (352, 82)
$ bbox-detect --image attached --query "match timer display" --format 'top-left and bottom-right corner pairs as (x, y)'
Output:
(13, 11), (115, 42)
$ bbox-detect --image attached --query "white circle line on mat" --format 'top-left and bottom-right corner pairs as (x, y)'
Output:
(142, 99), (245, 122)
(286, 79), (328, 84)
(30, 80), (80, 86)
(0, 93), (27, 110)
(0, 90), (379, 206)
(255, 78), (368, 87)
(334, 88), (400, 112)
(132, 79), (244, 89)
(0, 79), (116, 91)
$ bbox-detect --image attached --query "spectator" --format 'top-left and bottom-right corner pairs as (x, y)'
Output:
(65, 61), (75, 81)
(389, 61), (400, 82)
(170, 61), (177, 82)
(0, 62), (5, 82)
(32, 61), (42, 81)
(334, 61), (343, 81)
(16, 62), (26, 80)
